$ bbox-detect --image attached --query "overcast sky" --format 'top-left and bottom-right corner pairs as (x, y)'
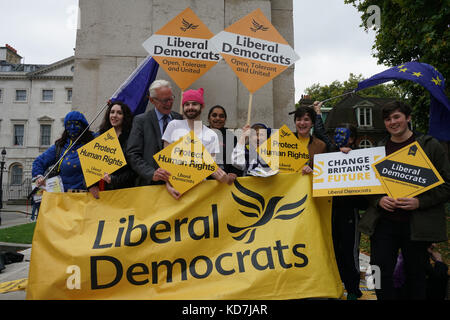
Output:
(0, 0), (387, 102)
(293, 1), (386, 100)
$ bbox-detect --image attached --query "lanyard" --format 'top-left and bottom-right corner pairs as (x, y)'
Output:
(57, 140), (74, 173)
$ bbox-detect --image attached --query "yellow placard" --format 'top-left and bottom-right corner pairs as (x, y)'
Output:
(142, 7), (220, 91)
(372, 141), (444, 198)
(26, 174), (342, 300)
(77, 128), (127, 187)
(153, 131), (218, 195)
(210, 8), (299, 93)
(0, 278), (28, 294)
(257, 125), (309, 173)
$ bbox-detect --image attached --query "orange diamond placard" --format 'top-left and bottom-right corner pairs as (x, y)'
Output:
(142, 8), (220, 90)
(210, 8), (299, 93)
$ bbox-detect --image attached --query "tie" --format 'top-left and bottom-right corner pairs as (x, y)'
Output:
(162, 114), (169, 134)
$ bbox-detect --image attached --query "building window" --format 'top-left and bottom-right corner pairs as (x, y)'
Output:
(0, 88), (3, 102)
(15, 89), (27, 102)
(42, 89), (54, 102)
(14, 124), (24, 145)
(357, 107), (372, 127)
(66, 88), (72, 102)
(40, 124), (52, 146)
(359, 139), (373, 149)
(10, 164), (23, 185)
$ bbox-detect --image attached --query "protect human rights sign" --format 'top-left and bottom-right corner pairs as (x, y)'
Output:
(257, 124), (309, 173)
(153, 131), (218, 195)
(77, 128), (127, 187)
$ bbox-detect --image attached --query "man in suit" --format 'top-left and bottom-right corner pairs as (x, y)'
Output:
(127, 79), (182, 186)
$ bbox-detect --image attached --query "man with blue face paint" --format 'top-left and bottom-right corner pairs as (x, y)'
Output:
(32, 111), (96, 196)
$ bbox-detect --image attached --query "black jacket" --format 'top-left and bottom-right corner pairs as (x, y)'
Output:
(358, 133), (450, 242)
(127, 108), (182, 186)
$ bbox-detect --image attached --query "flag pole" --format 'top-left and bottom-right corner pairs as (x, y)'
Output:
(180, 90), (184, 114)
(288, 90), (355, 115)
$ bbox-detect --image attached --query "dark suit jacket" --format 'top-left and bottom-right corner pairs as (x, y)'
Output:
(127, 108), (182, 186)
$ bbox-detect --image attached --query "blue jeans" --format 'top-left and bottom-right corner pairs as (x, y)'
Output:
(31, 202), (41, 220)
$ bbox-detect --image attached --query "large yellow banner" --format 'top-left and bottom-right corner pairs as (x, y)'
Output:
(27, 173), (342, 300)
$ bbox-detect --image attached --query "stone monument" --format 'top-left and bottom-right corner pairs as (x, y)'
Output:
(73, 0), (295, 130)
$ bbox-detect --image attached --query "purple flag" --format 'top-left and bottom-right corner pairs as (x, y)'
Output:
(357, 62), (450, 141)
(109, 56), (159, 115)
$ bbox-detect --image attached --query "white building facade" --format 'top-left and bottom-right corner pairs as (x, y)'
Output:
(0, 45), (73, 203)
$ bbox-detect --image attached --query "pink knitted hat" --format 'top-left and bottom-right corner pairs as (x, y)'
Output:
(182, 88), (204, 105)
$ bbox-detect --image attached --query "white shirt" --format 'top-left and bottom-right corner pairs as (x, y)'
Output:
(231, 142), (278, 177)
(162, 119), (220, 155)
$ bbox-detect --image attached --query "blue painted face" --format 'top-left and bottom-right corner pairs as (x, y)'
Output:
(334, 127), (350, 148)
(66, 120), (82, 139)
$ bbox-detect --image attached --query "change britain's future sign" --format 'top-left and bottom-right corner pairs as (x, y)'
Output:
(312, 147), (386, 197)
(372, 141), (444, 199)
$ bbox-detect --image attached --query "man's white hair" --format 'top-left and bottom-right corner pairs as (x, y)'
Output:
(149, 79), (172, 98)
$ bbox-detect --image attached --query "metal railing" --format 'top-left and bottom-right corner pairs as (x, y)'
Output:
(1, 178), (32, 202)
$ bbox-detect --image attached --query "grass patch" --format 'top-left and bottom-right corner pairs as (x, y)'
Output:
(0, 223), (36, 244)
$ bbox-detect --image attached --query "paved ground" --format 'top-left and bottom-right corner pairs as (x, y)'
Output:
(0, 204), (31, 229)
(0, 204), (31, 300)
(0, 203), (376, 300)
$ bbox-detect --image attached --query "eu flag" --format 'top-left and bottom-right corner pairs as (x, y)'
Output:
(109, 55), (159, 115)
(356, 62), (450, 141)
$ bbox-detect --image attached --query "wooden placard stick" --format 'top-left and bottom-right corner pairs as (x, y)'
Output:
(246, 93), (253, 125)
(179, 90), (184, 114)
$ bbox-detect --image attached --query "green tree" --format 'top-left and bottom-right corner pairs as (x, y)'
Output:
(344, 0), (450, 133)
(299, 73), (404, 109)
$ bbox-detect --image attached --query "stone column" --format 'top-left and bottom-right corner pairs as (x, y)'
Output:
(73, 0), (295, 130)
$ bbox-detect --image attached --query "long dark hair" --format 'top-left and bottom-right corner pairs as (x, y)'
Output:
(99, 101), (133, 135)
(207, 105), (228, 119)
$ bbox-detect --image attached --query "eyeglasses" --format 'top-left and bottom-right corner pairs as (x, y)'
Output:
(153, 95), (175, 105)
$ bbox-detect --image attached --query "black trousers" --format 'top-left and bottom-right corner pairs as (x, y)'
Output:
(332, 208), (361, 295)
(370, 218), (429, 300)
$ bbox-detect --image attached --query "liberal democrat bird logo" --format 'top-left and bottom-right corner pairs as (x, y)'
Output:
(227, 180), (307, 244)
(180, 18), (199, 32)
(250, 19), (269, 32)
